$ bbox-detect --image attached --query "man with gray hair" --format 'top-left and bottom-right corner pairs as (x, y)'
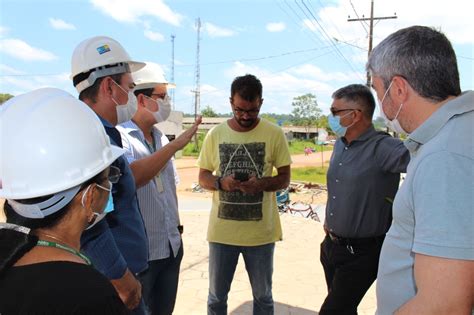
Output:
(368, 25), (473, 314)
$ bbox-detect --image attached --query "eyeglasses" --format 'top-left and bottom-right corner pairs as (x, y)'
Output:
(108, 166), (121, 184)
(330, 108), (361, 116)
(151, 93), (167, 100)
(233, 107), (260, 116)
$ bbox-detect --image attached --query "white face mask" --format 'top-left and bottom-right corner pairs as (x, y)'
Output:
(144, 95), (172, 123)
(111, 80), (138, 124)
(378, 80), (407, 134)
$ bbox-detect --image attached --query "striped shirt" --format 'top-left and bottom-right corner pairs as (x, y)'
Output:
(118, 120), (181, 260)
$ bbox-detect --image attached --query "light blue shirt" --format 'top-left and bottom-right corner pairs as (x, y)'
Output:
(376, 91), (474, 314)
(118, 121), (181, 261)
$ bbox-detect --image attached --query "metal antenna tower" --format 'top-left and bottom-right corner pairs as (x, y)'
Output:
(170, 34), (176, 110)
(192, 18), (201, 119)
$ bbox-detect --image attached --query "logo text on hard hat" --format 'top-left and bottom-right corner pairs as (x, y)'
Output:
(96, 45), (111, 55)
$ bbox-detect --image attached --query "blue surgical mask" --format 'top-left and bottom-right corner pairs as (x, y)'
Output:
(103, 191), (115, 213)
(328, 111), (356, 137)
(328, 114), (346, 137)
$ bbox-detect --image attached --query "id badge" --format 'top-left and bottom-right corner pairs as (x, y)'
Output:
(155, 174), (164, 192)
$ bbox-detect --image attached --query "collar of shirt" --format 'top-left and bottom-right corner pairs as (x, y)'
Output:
(98, 115), (122, 147)
(120, 120), (162, 142)
(342, 125), (377, 146)
(405, 91), (474, 154)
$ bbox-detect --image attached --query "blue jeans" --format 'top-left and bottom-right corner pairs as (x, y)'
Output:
(138, 241), (184, 315)
(208, 242), (275, 315)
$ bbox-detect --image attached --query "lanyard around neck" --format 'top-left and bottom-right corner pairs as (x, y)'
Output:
(36, 240), (92, 266)
(144, 134), (156, 154)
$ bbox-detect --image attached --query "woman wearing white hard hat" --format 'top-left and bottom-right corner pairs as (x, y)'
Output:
(0, 88), (128, 314)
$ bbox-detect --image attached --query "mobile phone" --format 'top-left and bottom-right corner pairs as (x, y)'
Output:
(234, 172), (249, 181)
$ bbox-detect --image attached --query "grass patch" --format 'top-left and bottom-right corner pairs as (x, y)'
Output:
(183, 137), (333, 157)
(182, 133), (205, 157)
(291, 167), (327, 185)
(288, 140), (332, 155)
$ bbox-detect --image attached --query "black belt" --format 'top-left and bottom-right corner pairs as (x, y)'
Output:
(326, 231), (385, 246)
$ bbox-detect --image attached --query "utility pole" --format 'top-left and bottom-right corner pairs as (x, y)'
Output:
(348, 0), (397, 86)
(191, 18), (201, 148)
(170, 34), (175, 110)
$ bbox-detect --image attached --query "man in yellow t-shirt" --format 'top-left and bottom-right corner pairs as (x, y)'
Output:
(198, 74), (292, 314)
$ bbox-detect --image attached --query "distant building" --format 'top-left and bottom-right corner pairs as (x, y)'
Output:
(182, 117), (228, 130)
(282, 126), (328, 142)
(182, 117), (328, 142)
(157, 111), (184, 140)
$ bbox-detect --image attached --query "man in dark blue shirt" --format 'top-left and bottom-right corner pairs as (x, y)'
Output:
(71, 36), (148, 314)
(320, 84), (410, 314)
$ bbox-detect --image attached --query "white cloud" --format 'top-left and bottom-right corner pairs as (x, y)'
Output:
(0, 70), (72, 96)
(0, 39), (57, 61)
(0, 26), (8, 37)
(0, 64), (25, 75)
(49, 18), (76, 30)
(266, 22), (286, 32)
(90, 0), (183, 26)
(290, 64), (362, 82)
(203, 22), (237, 38)
(144, 29), (164, 42)
(302, 19), (319, 32)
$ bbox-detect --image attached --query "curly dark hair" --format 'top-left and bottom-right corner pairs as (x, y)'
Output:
(230, 74), (263, 102)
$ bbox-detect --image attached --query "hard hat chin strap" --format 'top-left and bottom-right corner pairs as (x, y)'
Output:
(8, 184), (82, 219)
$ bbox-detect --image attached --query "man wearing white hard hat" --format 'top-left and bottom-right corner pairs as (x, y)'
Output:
(71, 35), (148, 314)
(117, 62), (201, 315)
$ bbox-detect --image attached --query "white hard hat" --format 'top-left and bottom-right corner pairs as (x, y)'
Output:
(71, 36), (146, 93)
(0, 88), (125, 218)
(133, 61), (176, 90)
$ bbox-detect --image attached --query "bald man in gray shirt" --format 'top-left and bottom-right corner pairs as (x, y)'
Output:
(319, 84), (410, 315)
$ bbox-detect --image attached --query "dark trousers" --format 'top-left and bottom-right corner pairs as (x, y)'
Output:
(319, 234), (384, 315)
(138, 241), (184, 315)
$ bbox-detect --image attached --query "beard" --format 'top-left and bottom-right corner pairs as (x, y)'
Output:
(235, 117), (257, 128)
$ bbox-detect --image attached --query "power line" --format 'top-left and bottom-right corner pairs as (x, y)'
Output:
(348, 0), (397, 85)
(0, 46), (337, 78)
(281, 0), (326, 47)
(349, 0), (369, 34)
(299, 0), (365, 82)
(175, 45), (334, 67)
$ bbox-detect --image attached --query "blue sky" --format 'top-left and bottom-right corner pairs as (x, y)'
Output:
(0, 0), (472, 115)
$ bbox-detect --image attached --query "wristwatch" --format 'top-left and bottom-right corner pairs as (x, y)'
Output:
(214, 176), (223, 191)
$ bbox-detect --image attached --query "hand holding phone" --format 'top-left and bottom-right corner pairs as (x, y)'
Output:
(234, 171), (249, 182)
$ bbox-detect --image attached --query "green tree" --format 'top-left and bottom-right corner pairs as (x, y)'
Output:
(291, 93), (321, 132)
(0, 93), (14, 105)
(373, 116), (386, 130)
(200, 105), (218, 117)
(260, 113), (277, 124)
(318, 115), (331, 135)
